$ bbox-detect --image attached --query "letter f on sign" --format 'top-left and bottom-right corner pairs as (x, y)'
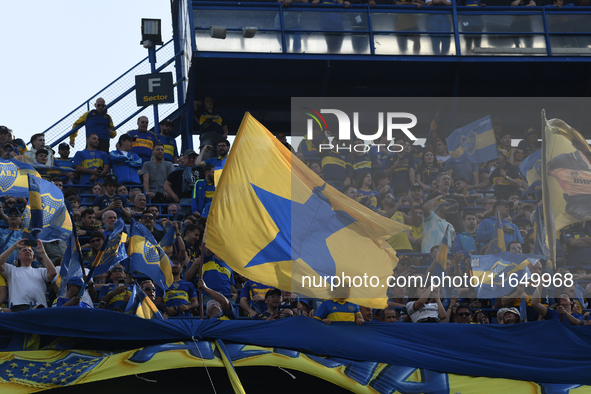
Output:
(148, 78), (161, 93)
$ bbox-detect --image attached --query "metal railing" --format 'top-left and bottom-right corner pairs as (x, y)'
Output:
(42, 39), (184, 151)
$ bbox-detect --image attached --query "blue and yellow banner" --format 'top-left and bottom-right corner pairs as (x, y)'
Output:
(22, 176), (72, 243)
(0, 158), (40, 198)
(124, 284), (163, 320)
(206, 113), (407, 308)
(470, 252), (534, 298)
(128, 219), (174, 291)
(0, 340), (588, 393)
(159, 221), (176, 255)
(486, 211), (506, 255)
(92, 218), (127, 277)
(447, 115), (498, 163)
(58, 230), (84, 296)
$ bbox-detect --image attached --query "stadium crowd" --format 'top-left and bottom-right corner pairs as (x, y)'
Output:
(0, 98), (589, 326)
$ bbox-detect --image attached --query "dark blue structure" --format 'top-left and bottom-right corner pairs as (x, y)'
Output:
(169, 0), (591, 146)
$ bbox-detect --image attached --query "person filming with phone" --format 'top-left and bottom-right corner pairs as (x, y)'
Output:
(0, 239), (57, 312)
(98, 264), (132, 312)
(92, 174), (131, 221)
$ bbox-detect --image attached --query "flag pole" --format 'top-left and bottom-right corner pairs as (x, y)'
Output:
(78, 234), (110, 298)
(199, 226), (207, 319)
(540, 109), (556, 273)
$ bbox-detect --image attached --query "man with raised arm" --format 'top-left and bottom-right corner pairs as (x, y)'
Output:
(0, 239), (56, 312)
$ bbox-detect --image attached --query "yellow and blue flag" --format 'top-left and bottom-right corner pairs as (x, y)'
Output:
(129, 219), (174, 292)
(0, 158), (40, 198)
(159, 221), (176, 255)
(446, 115), (498, 164)
(124, 283), (163, 319)
(471, 252), (533, 298)
(92, 218), (128, 277)
(215, 339), (246, 394)
(533, 208), (549, 258)
(22, 175), (72, 242)
(519, 149), (541, 185)
(205, 113), (407, 308)
(486, 211), (506, 255)
(432, 225), (453, 297)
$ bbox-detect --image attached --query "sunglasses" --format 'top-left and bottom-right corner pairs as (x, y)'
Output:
(142, 216), (154, 220)
(457, 312), (471, 317)
(90, 239), (102, 243)
(8, 214), (20, 217)
(399, 262), (411, 267)
(112, 267), (124, 272)
(143, 287), (155, 292)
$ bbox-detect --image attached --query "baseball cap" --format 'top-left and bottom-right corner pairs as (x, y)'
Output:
(506, 307), (521, 318)
(104, 174), (119, 185)
(35, 148), (49, 156)
(8, 207), (21, 216)
(184, 149), (197, 157)
(525, 127), (537, 136)
(2, 142), (14, 150)
(265, 288), (282, 299)
(493, 199), (510, 210)
(0, 126), (9, 134)
(67, 276), (84, 288)
(410, 183), (422, 191)
(119, 134), (137, 143)
(433, 200), (450, 211)
(58, 142), (70, 150)
(160, 119), (173, 127)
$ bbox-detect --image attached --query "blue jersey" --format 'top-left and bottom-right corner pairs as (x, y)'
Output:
(156, 280), (197, 316)
(544, 308), (584, 326)
(128, 129), (159, 164)
(314, 300), (361, 322)
(156, 134), (179, 163)
(195, 256), (234, 298)
(205, 156), (227, 170)
(92, 194), (129, 219)
(98, 283), (132, 311)
(54, 158), (75, 184)
(72, 149), (110, 185)
(52, 297), (91, 308)
(240, 280), (275, 313)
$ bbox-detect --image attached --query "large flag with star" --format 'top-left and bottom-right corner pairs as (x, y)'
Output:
(0, 158), (41, 198)
(206, 113), (408, 308)
(22, 175), (72, 243)
(446, 115), (498, 164)
(470, 252), (534, 298)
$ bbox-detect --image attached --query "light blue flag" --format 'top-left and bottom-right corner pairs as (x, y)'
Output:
(470, 252), (536, 298)
(22, 176), (72, 242)
(128, 219), (174, 291)
(159, 221), (175, 255)
(92, 218), (127, 277)
(446, 115), (498, 164)
(519, 149), (542, 184)
(0, 159), (40, 198)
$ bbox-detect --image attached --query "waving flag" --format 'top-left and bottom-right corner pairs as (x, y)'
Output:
(519, 149), (541, 184)
(0, 159), (40, 198)
(91, 218), (128, 277)
(159, 221), (176, 255)
(124, 284), (163, 320)
(470, 252), (534, 298)
(206, 113), (407, 308)
(447, 115), (498, 164)
(22, 175), (72, 242)
(58, 231), (84, 296)
(128, 219), (174, 291)
(486, 211), (506, 255)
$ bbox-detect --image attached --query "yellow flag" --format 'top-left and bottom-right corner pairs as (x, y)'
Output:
(206, 113), (407, 308)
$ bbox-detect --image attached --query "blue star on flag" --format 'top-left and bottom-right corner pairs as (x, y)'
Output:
(245, 183), (356, 277)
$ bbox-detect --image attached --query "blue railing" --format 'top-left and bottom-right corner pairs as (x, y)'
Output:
(191, 1), (591, 57)
(41, 39), (185, 150)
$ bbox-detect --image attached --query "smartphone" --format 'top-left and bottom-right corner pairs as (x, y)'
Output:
(118, 278), (125, 287)
(23, 240), (36, 247)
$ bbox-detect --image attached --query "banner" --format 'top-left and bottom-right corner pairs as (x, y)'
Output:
(447, 115), (498, 164)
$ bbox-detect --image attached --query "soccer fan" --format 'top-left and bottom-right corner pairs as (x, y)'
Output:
(476, 200), (523, 246)
(197, 279), (237, 320)
(427, 172), (465, 232)
(52, 277), (91, 308)
(73, 133), (110, 187)
(109, 134), (142, 185)
(314, 299), (364, 325)
(156, 119), (179, 164)
(406, 285), (446, 323)
(164, 149), (205, 214)
(155, 258), (199, 317)
(379, 307), (398, 322)
(252, 289), (283, 320)
(98, 265), (132, 312)
(421, 196), (455, 254)
(532, 282), (584, 325)
(239, 280), (276, 317)
(69, 97), (116, 152)
(191, 165), (215, 217)
(24, 133), (54, 165)
(452, 211), (480, 256)
(142, 143), (175, 203)
(128, 116), (159, 164)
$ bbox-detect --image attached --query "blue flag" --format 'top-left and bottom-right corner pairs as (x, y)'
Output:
(128, 219), (174, 292)
(470, 252), (535, 298)
(58, 234), (84, 296)
(519, 149), (541, 184)
(159, 221), (176, 255)
(533, 208), (549, 258)
(486, 211), (506, 255)
(0, 159), (40, 198)
(22, 176), (72, 242)
(124, 283), (163, 319)
(446, 115), (498, 164)
(92, 218), (127, 277)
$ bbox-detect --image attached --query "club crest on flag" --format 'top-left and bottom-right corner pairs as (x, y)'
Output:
(0, 161), (19, 192)
(460, 131), (477, 155)
(482, 260), (528, 286)
(143, 239), (162, 265)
